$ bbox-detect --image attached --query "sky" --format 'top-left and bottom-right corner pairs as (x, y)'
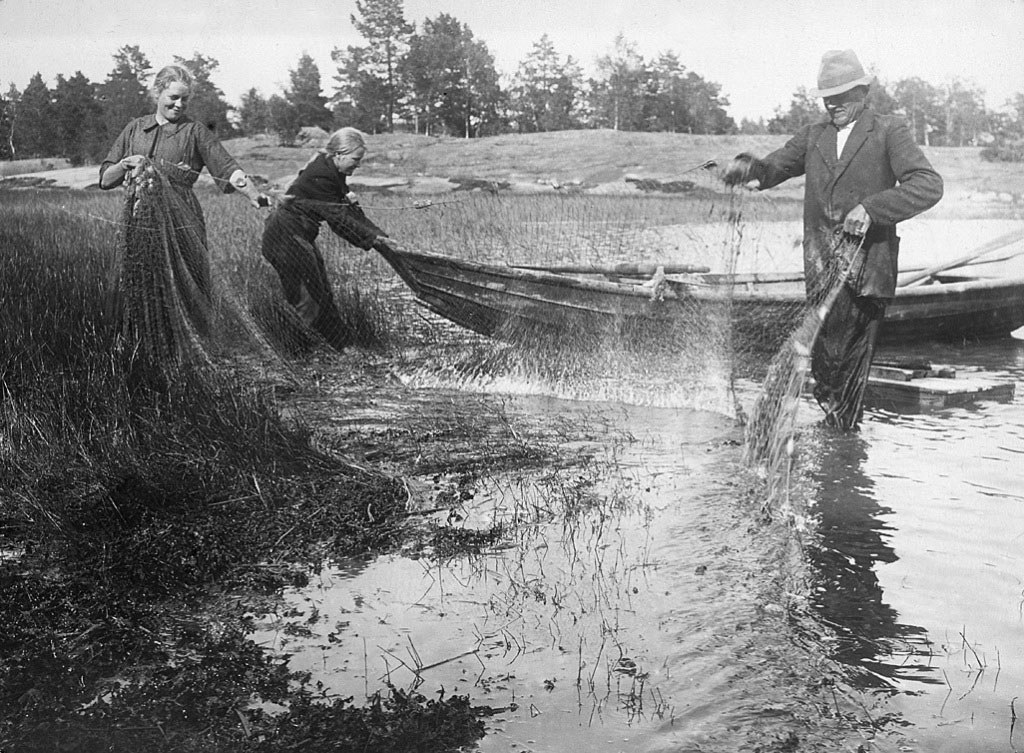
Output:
(1, 0), (1023, 121)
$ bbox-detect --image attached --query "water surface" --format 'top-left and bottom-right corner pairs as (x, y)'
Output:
(260, 318), (1024, 752)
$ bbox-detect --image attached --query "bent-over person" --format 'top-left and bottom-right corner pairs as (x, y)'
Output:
(724, 49), (943, 430)
(260, 127), (387, 351)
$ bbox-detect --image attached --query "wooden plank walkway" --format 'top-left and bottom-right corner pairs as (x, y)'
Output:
(864, 360), (1016, 411)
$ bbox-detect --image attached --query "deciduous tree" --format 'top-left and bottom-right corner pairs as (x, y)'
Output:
(589, 35), (647, 131)
(865, 80), (898, 116)
(767, 87), (822, 134)
(738, 117), (767, 135)
(1, 85), (19, 160)
(942, 79), (988, 146)
(268, 93), (300, 145)
(997, 92), (1024, 139)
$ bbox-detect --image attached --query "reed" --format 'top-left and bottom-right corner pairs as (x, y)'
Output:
(0, 187), (405, 581)
(0, 186), (428, 749)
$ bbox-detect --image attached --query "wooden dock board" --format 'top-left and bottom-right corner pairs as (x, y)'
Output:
(808, 361), (1015, 411)
(865, 374), (1015, 410)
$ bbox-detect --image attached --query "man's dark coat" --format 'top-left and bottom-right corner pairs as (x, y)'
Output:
(756, 108), (943, 298)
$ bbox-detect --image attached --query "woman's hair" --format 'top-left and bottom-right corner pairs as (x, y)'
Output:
(152, 65), (194, 99)
(324, 127), (366, 155)
(296, 127), (368, 172)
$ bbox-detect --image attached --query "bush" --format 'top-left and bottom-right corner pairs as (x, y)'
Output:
(980, 138), (1024, 163)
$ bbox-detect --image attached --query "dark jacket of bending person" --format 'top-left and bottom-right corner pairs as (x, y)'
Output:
(260, 127), (387, 351)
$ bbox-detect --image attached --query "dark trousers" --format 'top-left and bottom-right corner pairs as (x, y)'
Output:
(811, 285), (887, 430)
(261, 208), (353, 351)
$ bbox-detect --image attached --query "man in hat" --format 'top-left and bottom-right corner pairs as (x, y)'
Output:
(723, 49), (943, 430)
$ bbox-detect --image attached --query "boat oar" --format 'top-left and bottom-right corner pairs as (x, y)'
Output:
(898, 227), (1024, 288)
(509, 261), (710, 276)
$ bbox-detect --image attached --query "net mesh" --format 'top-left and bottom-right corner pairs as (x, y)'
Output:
(116, 158), (298, 377)
(115, 158), (857, 512)
(741, 232), (867, 509)
(356, 182), (759, 414)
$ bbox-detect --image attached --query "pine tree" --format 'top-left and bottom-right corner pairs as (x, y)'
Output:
(681, 72), (735, 135)
(53, 71), (106, 164)
(98, 45), (152, 141)
(331, 45), (388, 133)
(509, 35), (583, 133)
(347, 0), (413, 132)
(645, 52), (691, 132)
(237, 88), (272, 136)
(286, 53), (332, 130)
(16, 73), (57, 158)
(173, 53), (234, 136)
(401, 14), (504, 137)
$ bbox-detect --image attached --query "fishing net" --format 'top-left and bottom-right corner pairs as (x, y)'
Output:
(116, 155), (857, 510)
(741, 232), (867, 508)
(332, 181), (868, 509)
(351, 177), (764, 413)
(115, 158), (308, 377)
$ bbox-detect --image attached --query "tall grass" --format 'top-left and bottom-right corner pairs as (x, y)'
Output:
(0, 186), (419, 748)
(0, 187), (404, 576)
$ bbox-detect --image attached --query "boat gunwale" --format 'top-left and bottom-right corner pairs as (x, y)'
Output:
(381, 246), (1024, 339)
(398, 248), (1024, 303)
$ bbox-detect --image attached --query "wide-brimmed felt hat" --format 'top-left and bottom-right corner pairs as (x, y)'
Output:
(809, 49), (875, 98)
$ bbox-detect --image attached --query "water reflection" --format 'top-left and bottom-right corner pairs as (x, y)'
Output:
(802, 427), (940, 688)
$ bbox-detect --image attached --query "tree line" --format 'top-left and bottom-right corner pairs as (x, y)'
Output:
(3, 0), (1023, 163)
(759, 80), (1024, 155)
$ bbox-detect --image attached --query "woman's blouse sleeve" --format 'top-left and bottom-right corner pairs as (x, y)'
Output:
(98, 122), (134, 189)
(194, 124), (243, 193)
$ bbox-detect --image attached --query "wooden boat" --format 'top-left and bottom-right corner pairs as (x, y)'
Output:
(711, 269), (1024, 345)
(374, 241), (1024, 347)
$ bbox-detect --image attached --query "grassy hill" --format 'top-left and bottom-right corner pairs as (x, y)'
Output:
(226, 130), (1024, 216)
(3, 130), (1023, 219)
(230, 130), (797, 187)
